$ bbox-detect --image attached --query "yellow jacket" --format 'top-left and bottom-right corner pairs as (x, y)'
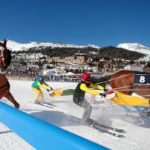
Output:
(80, 82), (104, 96)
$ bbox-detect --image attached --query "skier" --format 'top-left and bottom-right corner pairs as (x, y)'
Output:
(73, 72), (106, 125)
(31, 75), (53, 104)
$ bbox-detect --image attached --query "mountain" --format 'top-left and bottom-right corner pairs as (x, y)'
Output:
(5, 40), (100, 51)
(117, 43), (150, 61)
(2, 40), (150, 60)
(97, 46), (145, 60)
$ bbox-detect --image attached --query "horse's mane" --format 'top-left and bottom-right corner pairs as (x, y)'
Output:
(112, 69), (134, 75)
(6, 50), (11, 66)
(114, 69), (150, 74)
(92, 75), (110, 86)
(134, 71), (150, 75)
(0, 42), (4, 47)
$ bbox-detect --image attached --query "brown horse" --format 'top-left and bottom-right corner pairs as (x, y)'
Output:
(95, 70), (150, 115)
(96, 70), (150, 99)
(0, 39), (20, 109)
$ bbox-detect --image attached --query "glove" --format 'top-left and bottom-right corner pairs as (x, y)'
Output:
(50, 87), (53, 90)
(46, 89), (50, 92)
(47, 87), (53, 92)
(100, 93), (106, 97)
(103, 88), (107, 92)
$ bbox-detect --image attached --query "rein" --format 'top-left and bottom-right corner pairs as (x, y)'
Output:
(113, 87), (150, 92)
(96, 73), (149, 85)
(96, 74), (132, 85)
(96, 73), (150, 94)
(107, 85), (150, 98)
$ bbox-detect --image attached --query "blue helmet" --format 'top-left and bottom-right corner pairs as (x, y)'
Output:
(38, 76), (44, 82)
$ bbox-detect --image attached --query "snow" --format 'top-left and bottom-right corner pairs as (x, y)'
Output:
(117, 43), (150, 55)
(117, 43), (150, 61)
(2, 39), (150, 60)
(0, 80), (150, 150)
(4, 40), (92, 51)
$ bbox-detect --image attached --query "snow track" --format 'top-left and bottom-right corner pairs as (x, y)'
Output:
(0, 80), (150, 150)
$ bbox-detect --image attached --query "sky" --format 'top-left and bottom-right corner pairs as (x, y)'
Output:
(0, 0), (150, 47)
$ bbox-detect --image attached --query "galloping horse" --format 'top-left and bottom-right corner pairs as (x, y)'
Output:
(106, 70), (150, 98)
(96, 70), (150, 99)
(95, 70), (150, 112)
(0, 39), (20, 109)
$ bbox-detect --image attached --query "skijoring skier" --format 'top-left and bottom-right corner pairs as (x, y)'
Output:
(31, 75), (53, 104)
(73, 72), (106, 125)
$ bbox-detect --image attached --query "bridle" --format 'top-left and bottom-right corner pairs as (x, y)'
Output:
(0, 46), (5, 66)
(0, 44), (7, 73)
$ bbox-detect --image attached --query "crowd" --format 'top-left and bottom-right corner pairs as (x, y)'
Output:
(6, 58), (150, 81)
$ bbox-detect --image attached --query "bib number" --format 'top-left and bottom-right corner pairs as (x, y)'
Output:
(139, 76), (145, 83)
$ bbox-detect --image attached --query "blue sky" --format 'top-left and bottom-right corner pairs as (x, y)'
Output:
(0, 0), (150, 47)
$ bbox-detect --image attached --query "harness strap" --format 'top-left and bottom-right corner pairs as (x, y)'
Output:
(0, 68), (6, 74)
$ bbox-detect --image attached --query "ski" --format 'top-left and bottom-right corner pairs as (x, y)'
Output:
(89, 119), (126, 133)
(29, 102), (56, 109)
(92, 124), (125, 138)
(43, 102), (57, 107)
(40, 103), (54, 109)
(34, 103), (54, 109)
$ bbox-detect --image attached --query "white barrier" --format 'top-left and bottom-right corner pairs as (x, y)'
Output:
(0, 102), (109, 150)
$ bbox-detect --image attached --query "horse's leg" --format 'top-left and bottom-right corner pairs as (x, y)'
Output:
(4, 92), (20, 109)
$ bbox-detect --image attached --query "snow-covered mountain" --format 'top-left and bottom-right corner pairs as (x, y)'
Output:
(117, 43), (150, 60)
(1, 40), (150, 60)
(4, 40), (100, 51)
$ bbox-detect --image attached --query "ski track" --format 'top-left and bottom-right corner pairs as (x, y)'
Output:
(0, 80), (150, 150)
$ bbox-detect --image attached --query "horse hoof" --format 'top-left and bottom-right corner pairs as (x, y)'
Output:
(15, 103), (20, 109)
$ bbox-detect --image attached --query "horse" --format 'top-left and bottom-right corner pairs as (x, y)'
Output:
(0, 39), (20, 109)
(95, 70), (150, 115)
(96, 70), (150, 98)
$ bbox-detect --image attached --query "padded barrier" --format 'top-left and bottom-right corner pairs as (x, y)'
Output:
(0, 102), (109, 150)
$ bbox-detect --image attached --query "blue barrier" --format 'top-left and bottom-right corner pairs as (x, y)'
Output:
(0, 102), (109, 150)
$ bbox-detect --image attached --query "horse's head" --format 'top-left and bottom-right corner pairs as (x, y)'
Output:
(0, 39), (11, 69)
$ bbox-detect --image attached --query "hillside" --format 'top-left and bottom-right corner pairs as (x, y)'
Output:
(3, 40), (150, 60)
(12, 45), (145, 60)
(98, 46), (145, 60)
